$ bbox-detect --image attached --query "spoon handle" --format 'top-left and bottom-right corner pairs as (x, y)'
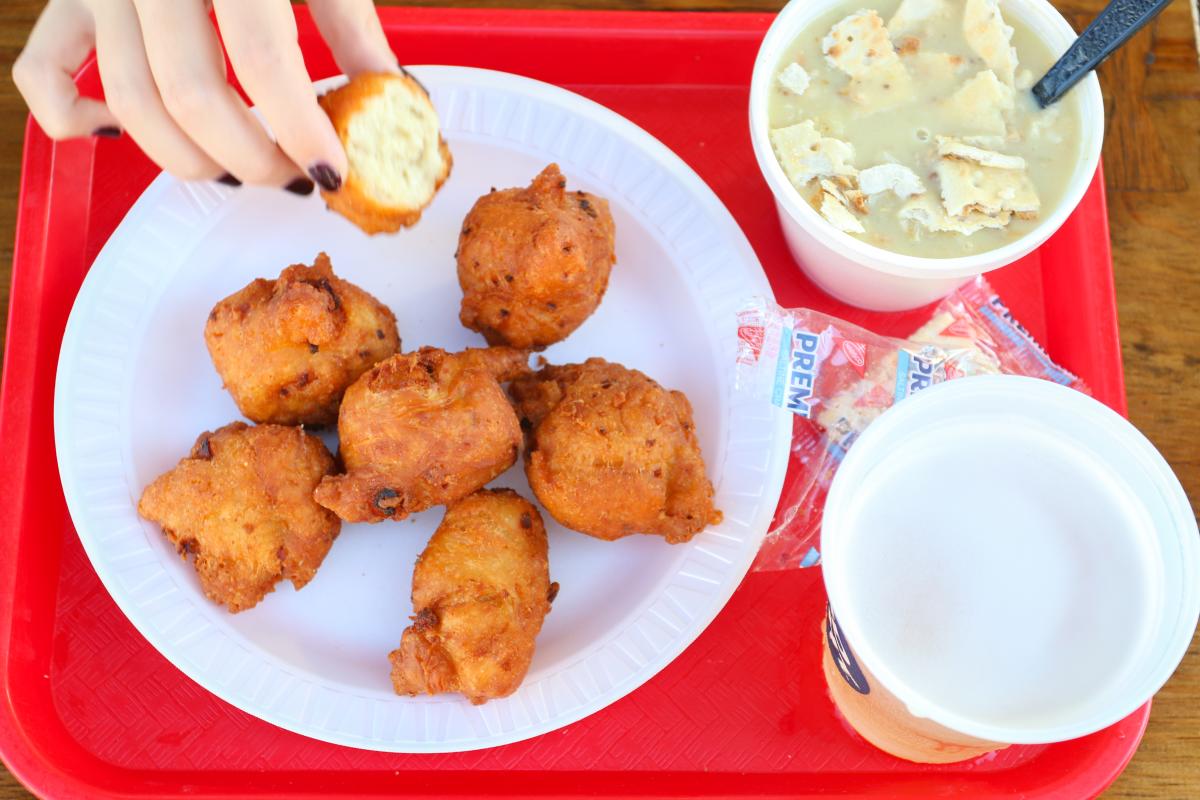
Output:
(1032, 0), (1174, 107)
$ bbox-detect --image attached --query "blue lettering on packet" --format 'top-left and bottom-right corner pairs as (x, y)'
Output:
(893, 349), (937, 403)
(826, 604), (869, 694)
(783, 329), (822, 417)
(908, 352), (936, 394)
(980, 299), (1076, 386)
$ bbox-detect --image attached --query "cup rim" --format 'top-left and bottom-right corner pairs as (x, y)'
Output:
(820, 376), (1200, 744)
(748, 0), (1105, 279)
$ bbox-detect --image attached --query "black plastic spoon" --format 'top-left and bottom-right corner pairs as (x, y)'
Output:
(1032, 0), (1175, 107)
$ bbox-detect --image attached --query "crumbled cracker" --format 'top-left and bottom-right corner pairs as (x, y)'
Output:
(909, 312), (1004, 376)
(814, 372), (899, 442)
(770, 120), (857, 186)
(846, 60), (915, 111)
(910, 311), (973, 349)
(961, 134), (1008, 150)
(820, 189), (867, 233)
(888, 0), (951, 38)
(822, 11), (916, 111)
(822, 10), (898, 78)
(859, 163), (925, 199)
(940, 69), (1014, 137)
(820, 178), (868, 215)
(936, 135), (1026, 170)
(900, 194), (1012, 235)
(819, 178), (851, 203)
(963, 0), (1019, 86)
(936, 157), (1039, 217)
(902, 50), (968, 87)
(778, 63), (811, 96)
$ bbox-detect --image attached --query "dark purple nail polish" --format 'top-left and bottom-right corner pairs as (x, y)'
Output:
(216, 173), (242, 187)
(92, 126), (122, 139)
(308, 162), (341, 192)
(284, 177), (315, 196)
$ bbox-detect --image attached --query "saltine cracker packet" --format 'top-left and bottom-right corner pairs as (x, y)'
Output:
(735, 277), (1089, 570)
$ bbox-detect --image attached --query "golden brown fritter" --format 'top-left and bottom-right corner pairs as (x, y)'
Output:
(137, 422), (341, 613)
(457, 164), (616, 349)
(205, 252), (400, 426)
(390, 489), (555, 704)
(510, 358), (722, 544)
(318, 72), (453, 235)
(313, 346), (530, 523)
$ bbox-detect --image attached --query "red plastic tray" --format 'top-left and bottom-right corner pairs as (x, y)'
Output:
(0, 7), (1142, 799)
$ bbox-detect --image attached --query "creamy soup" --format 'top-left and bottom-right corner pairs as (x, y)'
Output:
(767, 0), (1083, 258)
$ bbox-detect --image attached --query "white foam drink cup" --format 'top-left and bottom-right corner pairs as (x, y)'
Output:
(820, 376), (1200, 763)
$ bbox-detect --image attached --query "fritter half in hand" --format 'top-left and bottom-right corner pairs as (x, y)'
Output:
(205, 252), (400, 426)
(313, 346), (530, 523)
(510, 358), (722, 544)
(137, 422), (341, 613)
(457, 164), (616, 349)
(318, 71), (453, 234)
(390, 489), (555, 704)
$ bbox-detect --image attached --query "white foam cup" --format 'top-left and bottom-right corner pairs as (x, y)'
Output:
(748, 0), (1105, 311)
(819, 376), (1200, 762)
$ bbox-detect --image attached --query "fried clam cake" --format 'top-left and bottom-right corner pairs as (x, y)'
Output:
(457, 164), (616, 349)
(314, 346), (531, 523)
(510, 358), (722, 544)
(390, 489), (556, 704)
(318, 71), (453, 234)
(205, 252), (400, 427)
(137, 422), (341, 613)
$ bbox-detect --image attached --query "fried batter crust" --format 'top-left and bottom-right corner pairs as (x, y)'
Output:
(318, 72), (453, 234)
(205, 253), (400, 426)
(313, 346), (530, 523)
(137, 422), (341, 613)
(510, 358), (722, 544)
(389, 489), (554, 704)
(457, 164), (615, 349)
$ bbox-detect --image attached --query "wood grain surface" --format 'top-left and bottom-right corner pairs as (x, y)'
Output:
(0, 1), (1196, 797)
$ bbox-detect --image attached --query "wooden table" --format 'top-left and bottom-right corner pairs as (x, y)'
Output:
(0, 1), (1196, 797)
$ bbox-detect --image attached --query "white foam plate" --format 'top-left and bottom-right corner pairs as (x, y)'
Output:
(53, 67), (791, 752)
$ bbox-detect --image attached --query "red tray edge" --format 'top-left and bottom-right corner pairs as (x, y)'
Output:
(0, 121), (85, 800)
(1039, 163), (1127, 417)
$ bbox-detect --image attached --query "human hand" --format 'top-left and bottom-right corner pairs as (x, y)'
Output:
(13, 0), (398, 193)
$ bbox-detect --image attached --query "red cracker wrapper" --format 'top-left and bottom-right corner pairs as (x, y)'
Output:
(736, 277), (1089, 571)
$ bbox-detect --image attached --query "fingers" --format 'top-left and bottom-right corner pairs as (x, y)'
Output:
(213, 0), (347, 189)
(12, 0), (121, 139)
(131, 0), (305, 187)
(90, 0), (224, 180)
(307, 0), (399, 77)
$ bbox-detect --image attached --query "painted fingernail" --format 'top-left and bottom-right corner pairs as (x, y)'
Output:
(92, 126), (122, 139)
(216, 173), (242, 187)
(284, 177), (315, 196)
(308, 162), (341, 192)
